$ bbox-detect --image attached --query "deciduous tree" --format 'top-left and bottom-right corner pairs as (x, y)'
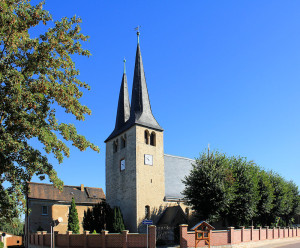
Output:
(255, 170), (274, 226)
(0, 0), (99, 221)
(182, 151), (234, 223)
(227, 157), (260, 226)
(183, 150), (299, 227)
(0, 217), (24, 235)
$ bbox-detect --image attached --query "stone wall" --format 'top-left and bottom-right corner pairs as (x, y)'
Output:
(180, 224), (300, 248)
(106, 126), (138, 232)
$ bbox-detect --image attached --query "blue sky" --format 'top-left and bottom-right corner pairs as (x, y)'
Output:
(30, 0), (300, 190)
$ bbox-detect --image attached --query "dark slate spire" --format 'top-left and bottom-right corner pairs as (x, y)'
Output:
(115, 71), (130, 130)
(105, 33), (163, 143)
(128, 38), (163, 131)
(105, 60), (131, 142)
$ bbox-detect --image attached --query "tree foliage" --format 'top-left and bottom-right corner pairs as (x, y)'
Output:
(68, 197), (80, 233)
(83, 201), (113, 233)
(182, 151), (234, 223)
(183, 150), (300, 227)
(254, 170), (274, 225)
(0, 217), (24, 235)
(0, 0), (99, 221)
(228, 157), (260, 226)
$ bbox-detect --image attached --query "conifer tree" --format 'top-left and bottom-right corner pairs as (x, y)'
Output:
(68, 197), (80, 233)
(112, 207), (125, 233)
(83, 202), (113, 233)
(83, 208), (94, 232)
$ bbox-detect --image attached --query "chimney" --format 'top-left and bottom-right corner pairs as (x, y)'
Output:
(80, 184), (84, 192)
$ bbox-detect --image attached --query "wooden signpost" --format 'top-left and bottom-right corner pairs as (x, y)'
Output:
(191, 221), (215, 248)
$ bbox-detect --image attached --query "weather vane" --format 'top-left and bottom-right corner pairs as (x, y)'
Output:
(134, 25), (142, 43)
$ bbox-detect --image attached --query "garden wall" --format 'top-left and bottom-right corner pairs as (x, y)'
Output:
(29, 226), (156, 248)
(180, 225), (300, 248)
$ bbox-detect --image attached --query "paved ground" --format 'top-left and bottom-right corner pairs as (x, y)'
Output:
(254, 239), (300, 248)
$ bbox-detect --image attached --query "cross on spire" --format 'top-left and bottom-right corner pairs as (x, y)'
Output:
(134, 25), (141, 44)
(123, 57), (126, 74)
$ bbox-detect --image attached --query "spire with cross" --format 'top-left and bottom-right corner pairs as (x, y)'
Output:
(134, 25), (141, 44)
(123, 57), (126, 74)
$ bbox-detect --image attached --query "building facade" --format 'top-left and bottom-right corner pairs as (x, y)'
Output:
(26, 182), (105, 234)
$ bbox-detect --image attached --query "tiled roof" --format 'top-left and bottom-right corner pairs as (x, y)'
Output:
(28, 182), (105, 204)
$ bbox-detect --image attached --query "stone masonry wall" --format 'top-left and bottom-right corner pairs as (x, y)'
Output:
(106, 126), (137, 232)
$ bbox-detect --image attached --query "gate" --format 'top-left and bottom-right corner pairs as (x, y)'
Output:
(156, 226), (180, 245)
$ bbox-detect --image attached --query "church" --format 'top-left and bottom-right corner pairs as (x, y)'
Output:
(105, 31), (195, 233)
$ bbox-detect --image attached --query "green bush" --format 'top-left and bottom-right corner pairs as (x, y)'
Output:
(0, 241), (4, 248)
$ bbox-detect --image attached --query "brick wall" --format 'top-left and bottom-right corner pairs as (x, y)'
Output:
(180, 224), (300, 248)
(29, 225), (156, 248)
(6, 236), (23, 246)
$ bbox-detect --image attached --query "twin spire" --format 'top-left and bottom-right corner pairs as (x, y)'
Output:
(105, 33), (163, 142)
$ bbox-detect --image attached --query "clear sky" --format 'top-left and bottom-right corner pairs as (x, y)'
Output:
(30, 0), (300, 190)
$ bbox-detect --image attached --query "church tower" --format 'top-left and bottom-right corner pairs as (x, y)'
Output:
(105, 32), (165, 232)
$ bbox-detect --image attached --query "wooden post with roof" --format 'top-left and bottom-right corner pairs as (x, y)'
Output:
(191, 221), (215, 248)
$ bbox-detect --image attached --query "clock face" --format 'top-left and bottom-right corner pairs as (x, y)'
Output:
(120, 159), (125, 171)
(144, 154), (153, 165)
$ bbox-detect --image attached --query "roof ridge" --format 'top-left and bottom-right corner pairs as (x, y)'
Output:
(164, 153), (195, 162)
(28, 182), (103, 190)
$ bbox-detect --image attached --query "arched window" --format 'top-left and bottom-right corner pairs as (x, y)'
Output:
(150, 132), (156, 146)
(121, 135), (126, 149)
(145, 130), (149, 144)
(113, 140), (118, 153)
(145, 205), (150, 220)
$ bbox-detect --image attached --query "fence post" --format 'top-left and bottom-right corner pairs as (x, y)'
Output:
(66, 231), (72, 248)
(265, 226), (269, 239)
(83, 231), (89, 248)
(250, 226), (254, 241)
(284, 227), (287, 238)
(122, 230), (128, 248)
(259, 227), (262, 240)
(101, 230), (108, 248)
(37, 231), (42, 246)
(148, 225), (156, 248)
(180, 224), (188, 248)
(41, 231), (47, 247)
(228, 227), (235, 244)
(240, 226), (244, 242)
